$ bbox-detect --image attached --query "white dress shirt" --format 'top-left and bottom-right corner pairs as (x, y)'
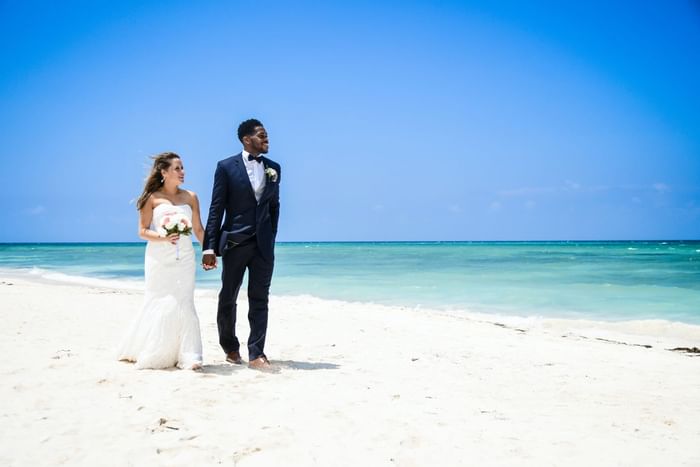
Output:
(203, 151), (265, 256)
(241, 150), (267, 202)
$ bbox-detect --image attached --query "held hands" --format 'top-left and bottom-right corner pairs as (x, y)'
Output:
(202, 253), (217, 270)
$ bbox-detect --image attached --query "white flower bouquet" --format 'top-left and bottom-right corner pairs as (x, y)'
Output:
(159, 212), (192, 259)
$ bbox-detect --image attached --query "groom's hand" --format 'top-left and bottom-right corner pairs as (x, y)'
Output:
(202, 253), (217, 270)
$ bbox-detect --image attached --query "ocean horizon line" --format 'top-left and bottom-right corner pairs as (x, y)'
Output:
(1, 239), (698, 246)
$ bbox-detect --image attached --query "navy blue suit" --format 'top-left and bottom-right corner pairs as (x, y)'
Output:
(204, 153), (281, 359)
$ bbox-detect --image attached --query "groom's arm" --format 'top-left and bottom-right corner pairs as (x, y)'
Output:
(203, 162), (227, 255)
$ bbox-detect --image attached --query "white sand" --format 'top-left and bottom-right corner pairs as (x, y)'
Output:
(1, 276), (699, 466)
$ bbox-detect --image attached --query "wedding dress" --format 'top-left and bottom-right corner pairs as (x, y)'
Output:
(117, 204), (203, 369)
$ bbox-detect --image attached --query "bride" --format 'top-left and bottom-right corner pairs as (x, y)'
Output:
(117, 152), (207, 370)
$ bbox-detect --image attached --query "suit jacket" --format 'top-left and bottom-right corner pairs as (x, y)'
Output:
(204, 153), (281, 261)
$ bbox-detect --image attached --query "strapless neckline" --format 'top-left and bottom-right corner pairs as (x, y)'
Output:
(154, 203), (192, 211)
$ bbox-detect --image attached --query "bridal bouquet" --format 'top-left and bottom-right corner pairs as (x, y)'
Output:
(160, 213), (192, 260)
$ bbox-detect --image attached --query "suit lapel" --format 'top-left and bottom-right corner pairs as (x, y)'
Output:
(258, 157), (276, 205)
(233, 153), (258, 204)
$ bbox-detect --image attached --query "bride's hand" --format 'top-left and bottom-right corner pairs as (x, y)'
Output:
(165, 233), (180, 244)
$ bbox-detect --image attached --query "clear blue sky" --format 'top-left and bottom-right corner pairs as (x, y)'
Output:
(1, 0), (699, 241)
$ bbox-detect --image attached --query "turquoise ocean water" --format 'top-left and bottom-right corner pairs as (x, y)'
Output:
(1, 241), (699, 325)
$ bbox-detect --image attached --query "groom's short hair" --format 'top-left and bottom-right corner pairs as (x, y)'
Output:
(238, 119), (264, 142)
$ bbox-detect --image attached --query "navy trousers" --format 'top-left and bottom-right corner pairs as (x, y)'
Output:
(217, 238), (274, 360)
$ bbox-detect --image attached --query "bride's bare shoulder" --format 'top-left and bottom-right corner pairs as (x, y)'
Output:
(182, 189), (199, 201)
(148, 191), (167, 206)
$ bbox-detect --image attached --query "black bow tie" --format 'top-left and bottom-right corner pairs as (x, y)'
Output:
(247, 154), (262, 163)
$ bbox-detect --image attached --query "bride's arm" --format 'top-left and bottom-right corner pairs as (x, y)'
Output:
(138, 197), (168, 242)
(189, 191), (206, 245)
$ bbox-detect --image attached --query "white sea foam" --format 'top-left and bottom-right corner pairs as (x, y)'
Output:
(3, 268), (699, 347)
(2, 267), (143, 291)
(270, 293), (700, 348)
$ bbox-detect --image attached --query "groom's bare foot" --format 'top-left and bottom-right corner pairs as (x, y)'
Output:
(226, 350), (243, 365)
(191, 363), (202, 371)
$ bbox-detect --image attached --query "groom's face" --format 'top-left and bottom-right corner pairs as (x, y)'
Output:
(244, 126), (269, 155)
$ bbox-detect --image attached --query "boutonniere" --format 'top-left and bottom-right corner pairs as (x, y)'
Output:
(264, 167), (278, 182)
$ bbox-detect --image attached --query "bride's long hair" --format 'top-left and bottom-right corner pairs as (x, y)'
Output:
(136, 152), (181, 210)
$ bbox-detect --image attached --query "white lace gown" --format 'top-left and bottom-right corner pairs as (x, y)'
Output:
(117, 204), (203, 369)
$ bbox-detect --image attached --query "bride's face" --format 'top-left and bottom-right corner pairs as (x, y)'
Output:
(162, 158), (185, 186)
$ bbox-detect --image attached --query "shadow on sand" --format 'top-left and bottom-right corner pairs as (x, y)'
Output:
(199, 360), (340, 375)
(273, 360), (340, 370)
(199, 363), (246, 375)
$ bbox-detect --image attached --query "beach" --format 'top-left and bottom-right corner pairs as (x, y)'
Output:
(1, 275), (699, 466)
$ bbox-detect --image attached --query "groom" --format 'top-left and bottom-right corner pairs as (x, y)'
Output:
(202, 118), (281, 370)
